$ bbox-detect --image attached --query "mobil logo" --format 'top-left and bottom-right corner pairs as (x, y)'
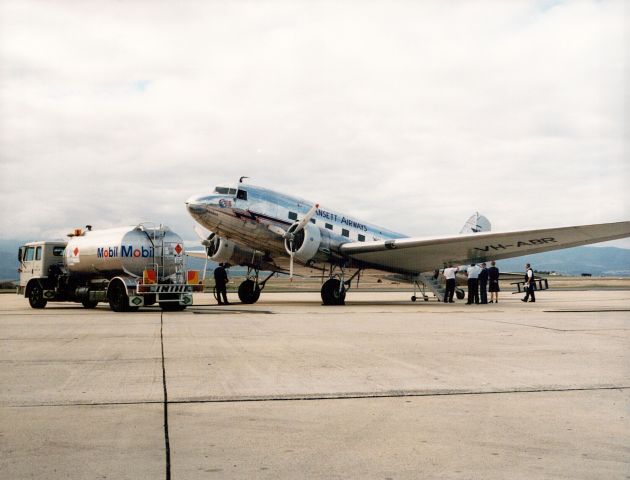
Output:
(121, 245), (154, 258)
(97, 245), (154, 258)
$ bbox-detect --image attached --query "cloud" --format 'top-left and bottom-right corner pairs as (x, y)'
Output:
(0, 0), (628, 248)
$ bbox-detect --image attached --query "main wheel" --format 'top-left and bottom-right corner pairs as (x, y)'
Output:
(238, 280), (261, 304)
(108, 282), (130, 312)
(28, 284), (47, 309)
(321, 278), (346, 305)
(82, 300), (98, 309)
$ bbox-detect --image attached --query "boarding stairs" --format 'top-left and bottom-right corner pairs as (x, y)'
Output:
(414, 272), (446, 302)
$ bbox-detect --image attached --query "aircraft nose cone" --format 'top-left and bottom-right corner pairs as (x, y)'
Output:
(185, 194), (207, 214)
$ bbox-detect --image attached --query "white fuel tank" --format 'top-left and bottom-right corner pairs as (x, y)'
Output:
(64, 225), (184, 278)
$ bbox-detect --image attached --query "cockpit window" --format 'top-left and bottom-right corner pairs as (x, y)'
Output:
(236, 189), (247, 200)
(213, 186), (238, 195)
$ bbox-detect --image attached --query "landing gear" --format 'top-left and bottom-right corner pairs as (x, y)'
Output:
(236, 268), (274, 304)
(455, 289), (465, 300)
(238, 279), (261, 304)
(320, 266), (361, 306)
(321, 278), (346, 305)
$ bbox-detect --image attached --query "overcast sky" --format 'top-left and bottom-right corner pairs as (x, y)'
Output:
(1, 0), (628, 248)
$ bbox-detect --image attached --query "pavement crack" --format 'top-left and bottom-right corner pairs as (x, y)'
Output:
(160, 312), (171, 480)
(9, 385), (629, 408)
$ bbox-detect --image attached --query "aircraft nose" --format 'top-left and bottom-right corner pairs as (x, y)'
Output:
(185, 194), (209, 214)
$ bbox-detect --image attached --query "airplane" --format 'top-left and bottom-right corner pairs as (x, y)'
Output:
(185, 179), (630, 305)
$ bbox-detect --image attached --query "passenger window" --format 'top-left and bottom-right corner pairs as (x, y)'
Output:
(288, 212), (298, 221)
(35, 246), (42, 261)
(25, 247), (35, 261)
(342, 229), (349, 238)
(358, 234), (365, 242)
(325, 223), (333, 230)
(310, 219), (316, 224)
(236, 189), (248, 200)
(53, 246), (65, 256)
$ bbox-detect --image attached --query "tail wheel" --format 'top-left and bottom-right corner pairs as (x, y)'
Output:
(321, 278), (346, 305)
(238, 279), (261, 304)
(82, 300), (98, 309)
(108, 282), (130, 312)
(28, 284), (47, 309)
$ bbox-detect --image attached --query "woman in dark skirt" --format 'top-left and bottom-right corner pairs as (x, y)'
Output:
(488, 261), (500, 303)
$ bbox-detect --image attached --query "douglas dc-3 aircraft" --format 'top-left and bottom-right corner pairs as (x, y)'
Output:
(185, 179), (630, 305)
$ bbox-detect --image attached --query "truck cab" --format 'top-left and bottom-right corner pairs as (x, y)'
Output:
(18, 241), (67, 307)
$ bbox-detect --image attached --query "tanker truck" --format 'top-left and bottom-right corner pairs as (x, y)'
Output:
(17, 224), (203, 312)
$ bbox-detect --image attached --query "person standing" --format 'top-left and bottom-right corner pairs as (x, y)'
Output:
(522, 263), (536, 303)
(442, 265), (459, 303)
(488, 261), (500, 303)
(213, 263), (229, 305)
(466, 263), (481, 305)
(478, 262), (488, 304)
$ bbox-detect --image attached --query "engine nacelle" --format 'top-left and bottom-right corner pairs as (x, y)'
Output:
(205, 233), (235, 263)
(284, 222), (322, 263)
(205, 233), (275, 269)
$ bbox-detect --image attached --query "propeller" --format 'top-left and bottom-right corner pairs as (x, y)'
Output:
(285, 203), (319, 280)
(193, 225), (212, 283)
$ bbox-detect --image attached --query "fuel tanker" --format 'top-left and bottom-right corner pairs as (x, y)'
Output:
(17, 224), (203, 311)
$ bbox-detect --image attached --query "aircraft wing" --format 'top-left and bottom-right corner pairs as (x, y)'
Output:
(340, 221), (630, 274)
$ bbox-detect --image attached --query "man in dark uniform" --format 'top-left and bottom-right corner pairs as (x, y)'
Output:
(488, 261), (500, 303)
(522, 263), (536, 303)
(213, 263), (229, 305)
(478, 262), (489, 304)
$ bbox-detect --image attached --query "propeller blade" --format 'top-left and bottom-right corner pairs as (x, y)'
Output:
(194, 225), (213, 246)
(268, 224), (286, 236)
(294, 203), (319, 232)
(202, 255), (209, 285)
(289, 240), (294, 280)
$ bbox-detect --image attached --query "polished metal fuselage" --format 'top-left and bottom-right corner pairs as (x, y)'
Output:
(186, 184), (406, 272)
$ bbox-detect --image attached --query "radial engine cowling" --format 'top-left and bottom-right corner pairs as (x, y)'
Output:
(284, 222), (322, 263)
(205, 233), (255, 266)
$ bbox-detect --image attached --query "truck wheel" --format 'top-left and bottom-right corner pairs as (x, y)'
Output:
(108, 282), (130, 312)
(160, 303), (186, 311)
(82, 300), (98, 309)
(238, 280), (260, 304)
(28, 284), (47, 309)
(321, 278), (346, 305)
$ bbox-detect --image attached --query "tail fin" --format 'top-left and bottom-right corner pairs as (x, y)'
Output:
(460, 212), (491, 234)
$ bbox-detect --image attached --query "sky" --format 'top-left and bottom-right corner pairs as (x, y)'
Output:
(0, 0), (628, 248)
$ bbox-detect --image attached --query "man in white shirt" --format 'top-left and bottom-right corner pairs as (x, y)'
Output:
(466, 264), (482, 305)
(522, 263), (536, 302)
(442, 265), (459, 303)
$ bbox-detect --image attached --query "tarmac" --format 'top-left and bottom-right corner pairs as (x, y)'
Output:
(1, 290), (629, 479)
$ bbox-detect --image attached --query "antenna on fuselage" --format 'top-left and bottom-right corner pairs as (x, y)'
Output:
(239, 176), (249, 183)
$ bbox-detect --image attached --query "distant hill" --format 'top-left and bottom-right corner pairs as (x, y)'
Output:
(1, 240), (628, 280)
(496, 247), (630, 276)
